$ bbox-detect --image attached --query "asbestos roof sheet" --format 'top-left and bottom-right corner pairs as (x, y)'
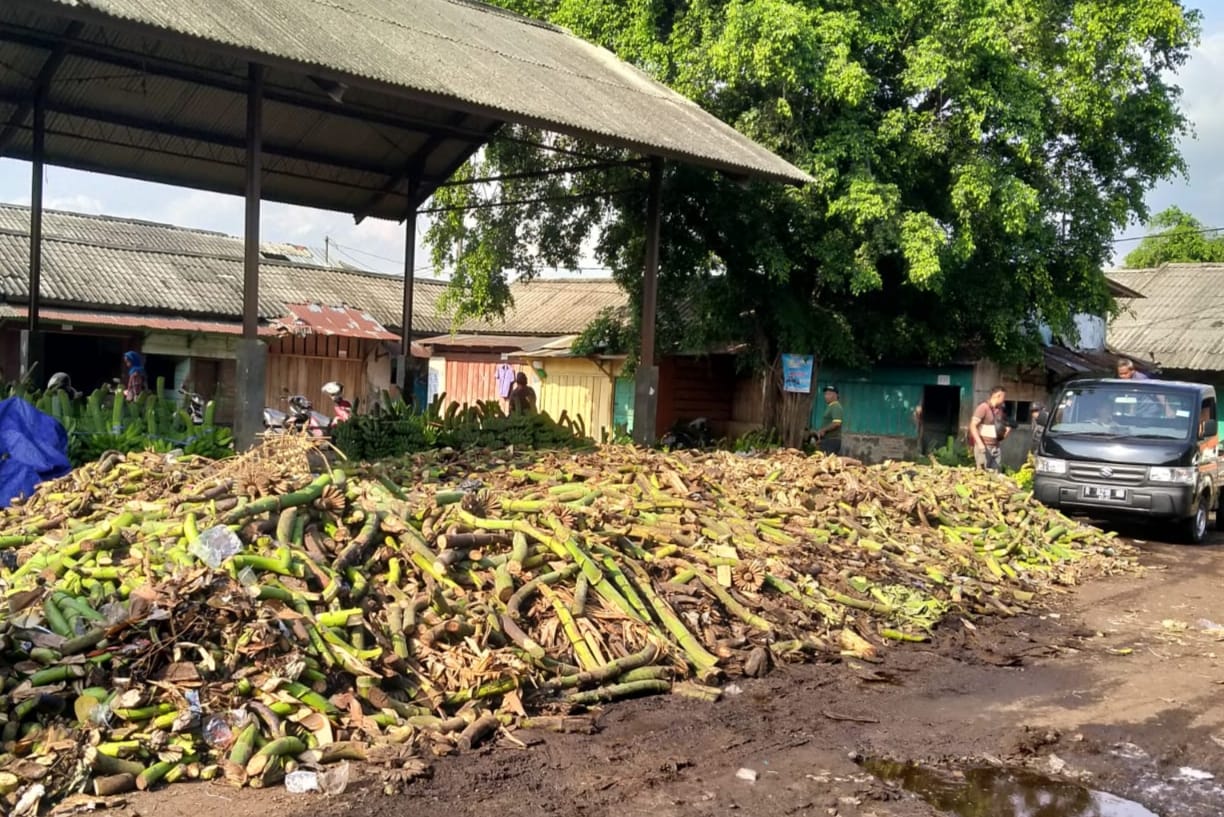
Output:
(1, 0), (809, 222)
(277, 302), (399, 341)
(0, 203), (631, 338)
(416, 333), (556, 353)
(1107, 264), (1224, 372)
(0, 303), (276, 335)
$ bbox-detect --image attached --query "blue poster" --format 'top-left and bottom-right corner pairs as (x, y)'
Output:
(781, 354), (814, 393)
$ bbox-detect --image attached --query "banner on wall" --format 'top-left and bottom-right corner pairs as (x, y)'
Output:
(781, 354), (814, 394)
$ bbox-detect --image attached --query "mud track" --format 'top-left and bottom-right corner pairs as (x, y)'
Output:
(118, 538), (1224, 817)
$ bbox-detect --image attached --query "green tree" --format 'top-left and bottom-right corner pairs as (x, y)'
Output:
(423, 0), (1199, 441)
(1122, 206), (1224, 267)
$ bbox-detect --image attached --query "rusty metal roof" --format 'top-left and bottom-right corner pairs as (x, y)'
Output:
(0, 202), (629, 337)
(275, 302), (399, 341)
(1107, 264), (1224, 372)
(0, 0), (809, 223)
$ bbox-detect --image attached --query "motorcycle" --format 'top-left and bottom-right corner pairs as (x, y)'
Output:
(46, 372), (82, 400)
(179, 387), (206, 425)
(322, 381), (353, 425)
(262, 382), (351, 437)
(660, 417), (714, 450)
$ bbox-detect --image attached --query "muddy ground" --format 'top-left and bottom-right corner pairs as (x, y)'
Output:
(99, 533), (1224, 817)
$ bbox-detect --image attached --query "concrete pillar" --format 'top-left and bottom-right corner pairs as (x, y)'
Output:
(235, 63), (265, 449)
(234, 339), (267, 448)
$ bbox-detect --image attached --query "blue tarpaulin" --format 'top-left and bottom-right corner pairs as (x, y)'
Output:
(0, 397), (72, 508)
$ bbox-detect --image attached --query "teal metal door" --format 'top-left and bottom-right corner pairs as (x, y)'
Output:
(614, 377), (635, 437)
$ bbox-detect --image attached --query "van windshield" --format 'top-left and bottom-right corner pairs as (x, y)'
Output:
(1048, 385), (1194, 441)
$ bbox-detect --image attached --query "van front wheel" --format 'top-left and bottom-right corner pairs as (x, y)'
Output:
(1183, 497), (1209, 545)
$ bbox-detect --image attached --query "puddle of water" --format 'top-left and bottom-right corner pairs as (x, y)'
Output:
(861, 758), (1160, 817)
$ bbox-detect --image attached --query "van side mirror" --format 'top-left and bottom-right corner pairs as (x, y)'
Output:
(1036, 409), (1050, 427)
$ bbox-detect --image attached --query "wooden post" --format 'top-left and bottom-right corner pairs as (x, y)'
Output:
(398, 206), (417, 402)
(22, 87), (46, 381)
(632, 157), (663, 445)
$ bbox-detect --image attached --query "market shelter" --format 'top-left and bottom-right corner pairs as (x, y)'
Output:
(0, 0), (811, 446)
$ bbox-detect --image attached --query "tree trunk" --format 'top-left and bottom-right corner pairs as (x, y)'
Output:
(764, 354), (815, 449)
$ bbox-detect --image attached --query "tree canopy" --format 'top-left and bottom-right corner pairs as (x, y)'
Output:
(1121, 206), (1224, 267)
(424, 0), (1199, 373)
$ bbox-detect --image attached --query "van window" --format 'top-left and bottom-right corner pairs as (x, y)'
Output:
(1049, 384), (1193, 441)
(1199, 398), (1217, 440)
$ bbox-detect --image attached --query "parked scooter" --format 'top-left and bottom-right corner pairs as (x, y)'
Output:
(262, 382), (351, 437)
(46, 372), (82, 400)
(179, 387), (206, 426)
(321, 381), (352, 425)
(262, 394), (323, 436)
(660, 417), (714, 450)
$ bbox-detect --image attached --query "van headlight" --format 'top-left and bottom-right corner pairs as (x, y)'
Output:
(1035, 457), (1067, 475)
(1148, 466), (1196, 485)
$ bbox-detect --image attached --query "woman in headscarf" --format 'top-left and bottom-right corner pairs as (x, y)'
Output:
(122, 351), (147, 401)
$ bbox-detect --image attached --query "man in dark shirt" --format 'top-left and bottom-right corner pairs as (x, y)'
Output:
(813, 384), (844, 455)
(508, 372), (537, 415)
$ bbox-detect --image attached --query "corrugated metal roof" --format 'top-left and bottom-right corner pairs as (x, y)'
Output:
(466, 278), (628, 336)
(417, 333), (556, 353)
(1042, 345), (1155, 380)
(1, 0), (809, 222)
(1107, 264), (1224, 371)
(0, 303), (277, 335)
(0, 203), (629, 337)
(276, 303), (399, 341)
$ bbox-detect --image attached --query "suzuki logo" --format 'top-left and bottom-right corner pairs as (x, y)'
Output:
(1100, 467), (1114, 478)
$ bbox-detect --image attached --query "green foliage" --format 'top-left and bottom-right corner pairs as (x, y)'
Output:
(330, 392), (593, 460)
(569, 307), (635, 358)
(1013, 454), (1035, 492)
(6, 379), (234, 466)
(1122, 206), (1224, 267)
(929, 435), (973, 468)
(734, 426), (783, 453)
(423, 0), (1199, 371)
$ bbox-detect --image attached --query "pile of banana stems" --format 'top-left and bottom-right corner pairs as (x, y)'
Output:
(0, 440), (1129, 809)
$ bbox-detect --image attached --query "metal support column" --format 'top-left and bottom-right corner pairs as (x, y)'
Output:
(632, 157), (664, 445)
(21, 88), (46, 382)
(396, 206), (418, 403)
(235, 63), (267, 450)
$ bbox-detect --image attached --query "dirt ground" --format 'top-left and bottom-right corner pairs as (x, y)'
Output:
(95, 533), (1224, 817)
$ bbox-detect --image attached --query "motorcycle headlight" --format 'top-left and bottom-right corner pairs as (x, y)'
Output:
(1035, 456), (1067, 475)
(1148, 466), (1196, 485)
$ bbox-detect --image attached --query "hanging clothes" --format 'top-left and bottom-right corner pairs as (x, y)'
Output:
(495, 363), (516, 399)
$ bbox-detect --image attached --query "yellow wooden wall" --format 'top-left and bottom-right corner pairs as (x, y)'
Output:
(534, 358), (620, 441)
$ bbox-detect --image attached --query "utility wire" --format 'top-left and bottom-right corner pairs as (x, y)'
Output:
(1111, 224), (1224, 244)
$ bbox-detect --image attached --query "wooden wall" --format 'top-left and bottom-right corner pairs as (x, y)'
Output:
(657, 356), (737, 435)
(534, 358), (620, 441)
(0, 328), (19, 382)
(441, 355), (527, 410)
(265, 334), (373, 413)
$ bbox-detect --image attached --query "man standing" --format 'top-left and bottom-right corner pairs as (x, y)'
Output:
(813, 384), (844, 455)
(1116, 358), (1150, 380)
(508, 371), (537, 415)
(970, 385), (1008, 471)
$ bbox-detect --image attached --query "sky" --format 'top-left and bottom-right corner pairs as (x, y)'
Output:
(1, 4), (1223, 274)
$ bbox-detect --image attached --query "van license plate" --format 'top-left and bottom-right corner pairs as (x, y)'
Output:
(1083, 485), (1127, 501)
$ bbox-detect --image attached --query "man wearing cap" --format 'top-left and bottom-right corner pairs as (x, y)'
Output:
(813, 385), (844, 455)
